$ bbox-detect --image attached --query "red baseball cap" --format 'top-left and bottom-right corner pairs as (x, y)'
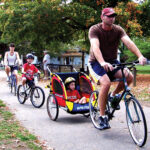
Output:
(101, 8), (117, 16)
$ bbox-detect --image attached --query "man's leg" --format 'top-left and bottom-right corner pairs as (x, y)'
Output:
(45, 69), (48, 78)
(88, 62), (111, 130)
(43, 64), (47, 79)
(99, 74), (111, 116)
(43, 69), (47, 79)
(111, 68), (133, 96)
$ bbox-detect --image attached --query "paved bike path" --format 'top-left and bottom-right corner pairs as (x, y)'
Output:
(0, 70), (150, 150)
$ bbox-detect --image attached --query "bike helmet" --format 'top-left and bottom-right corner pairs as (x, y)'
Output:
(65, 77), (76, 85)
(26, 53), (34, 59)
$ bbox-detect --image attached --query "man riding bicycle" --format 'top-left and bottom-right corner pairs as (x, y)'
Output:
(88, 8), (147, 130)
(4, 43), (21, 84)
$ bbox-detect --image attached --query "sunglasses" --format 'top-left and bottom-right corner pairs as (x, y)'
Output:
(105, 14), (116, 18)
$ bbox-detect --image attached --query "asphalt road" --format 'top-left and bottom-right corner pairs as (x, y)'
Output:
(0, 70), (150, 150)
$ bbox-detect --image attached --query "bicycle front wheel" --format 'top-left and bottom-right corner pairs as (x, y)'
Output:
(89, 91), (101, 129)
(17, 85), (26, 104)
(9, 78), (13, 93)
(31, 86), (45, 108)
(126, 97), (147, 147)
(13, 79), (17, 96)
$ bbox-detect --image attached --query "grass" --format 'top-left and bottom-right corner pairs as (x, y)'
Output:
(0, 100), (46, 150)
(135, 65), (150, 74)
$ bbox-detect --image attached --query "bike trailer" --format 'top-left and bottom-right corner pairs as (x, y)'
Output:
(50, 72), (95, 114)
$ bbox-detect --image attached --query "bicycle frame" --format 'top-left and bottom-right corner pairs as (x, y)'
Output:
(107, 64), (137, 121)
(24, 79), (39, 98)
(9, 70), (17, 94)
(24, 84), (32, 99)
(10, 73), (16, 83)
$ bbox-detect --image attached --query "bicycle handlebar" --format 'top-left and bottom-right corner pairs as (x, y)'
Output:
(33, 73), (40, 76)
(112, 60), (139, 67)
(22, 72), (39, 76)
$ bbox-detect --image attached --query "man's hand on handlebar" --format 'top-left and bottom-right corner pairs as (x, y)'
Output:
(138, 56), (147, 65)
(101, 62), (114, 72)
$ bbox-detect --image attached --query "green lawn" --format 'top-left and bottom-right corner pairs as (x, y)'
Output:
(0, 100), (45, 150)
(136, 65), (150, 74)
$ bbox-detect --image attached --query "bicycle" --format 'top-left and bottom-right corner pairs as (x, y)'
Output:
(17, 73), (45, 108)
(89, 61), (147, 147)
(8, 65), (18, 96)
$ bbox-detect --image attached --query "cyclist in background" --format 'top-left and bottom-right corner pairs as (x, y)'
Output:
(4, 43), (21, 84)
(22, 53), (40, 89)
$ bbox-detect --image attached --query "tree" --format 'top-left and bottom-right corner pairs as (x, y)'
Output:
(0, 0), (148, 59)
(138, 0), (150, 36)
(0, 0), (75, 55)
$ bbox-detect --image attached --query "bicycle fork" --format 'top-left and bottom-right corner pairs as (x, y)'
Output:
(124, 93), (141, 124)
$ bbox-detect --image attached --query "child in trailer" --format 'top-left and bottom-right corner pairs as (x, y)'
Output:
(22, 53), (40, 87)
(65, 77), (87, 104)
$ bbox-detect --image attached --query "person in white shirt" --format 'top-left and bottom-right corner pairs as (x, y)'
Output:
(31, 52), (38, 65)
(4, 43), (21, 84)
(43, 50), (50, 79)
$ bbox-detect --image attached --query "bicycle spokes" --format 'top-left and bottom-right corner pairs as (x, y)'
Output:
(89, 91), (101, 129)
(126, 97), (147, 147)
(33, 89), (40, 98)
(30, 86), (45, 108)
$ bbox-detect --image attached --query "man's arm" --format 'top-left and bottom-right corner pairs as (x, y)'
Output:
(90, 38), (104, 64)
(43, 55), (47, 64)
(121, 35), (147, 65)
(43, 60), (47, 64)
(90, 38), (113, 71)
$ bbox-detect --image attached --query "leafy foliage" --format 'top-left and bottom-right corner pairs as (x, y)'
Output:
(122, 37), (150, 62)
(115, 2), (143, 37)
(0, 0), (149, 60)
(138, 0), (150, 36)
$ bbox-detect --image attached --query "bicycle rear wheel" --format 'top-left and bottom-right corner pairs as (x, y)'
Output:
(13, 78), (17, 96)
(9, 78), (13, 93)
(17, 85), (26, 104)
(89, 91), (101, 129)
(47, 94), (59, 121)
(30, 86), (45, 108)
(126, 97), (147, 147)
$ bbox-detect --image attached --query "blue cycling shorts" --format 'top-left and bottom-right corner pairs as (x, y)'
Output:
(88, 60), (120, 83)
(9, 66), (18, 72)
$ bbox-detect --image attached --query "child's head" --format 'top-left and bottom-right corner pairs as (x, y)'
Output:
(26, 53), (34, 64)
(65, 77), (76, 91)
